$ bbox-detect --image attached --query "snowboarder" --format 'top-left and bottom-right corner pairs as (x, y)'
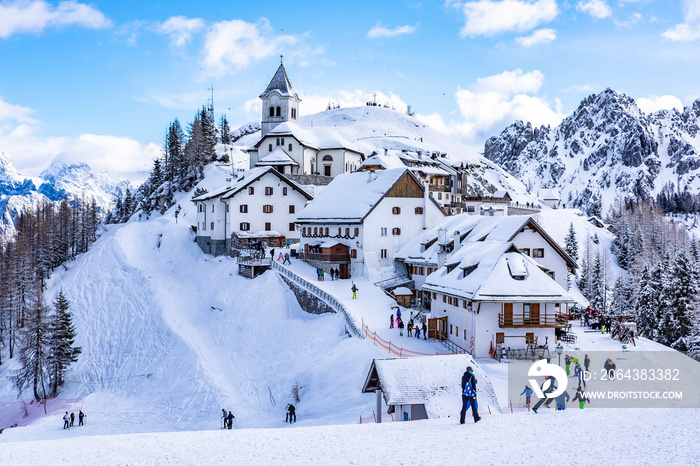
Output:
(227, 411), (235, 429)
(398, 318), (404, 336)
(460, 366), (481, 424)
(78, 411), (85, 426)
(288, 404), (296, 423)
(520, 386), (533, 408)
(222, 408), (228, 428)
(422, 322), (427, 340)
(572, 387), (589, 409)
(351, 283), (358, 299)
(555, 389), (570, 411)
(283, 253), (291, 265)
(63, 412), (70, 429)
(390, 314), (394, 329)
(70, 412), (75, 427)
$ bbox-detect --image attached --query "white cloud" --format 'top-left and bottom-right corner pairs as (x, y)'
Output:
(202, 19), (298, 77)
(452, 0), (558, 37)
(637, 94), (684, 114)
(157, 16), (205, 48)
(367, 23), (418, 39)
(663, 0), (700, 41)
(0, 0), (111, 39)
(415, 68), (563, 145)
(515, 28), (557, 46)
(614, 12), (643, 28)
(576, 0), (613, 19)
(0, 96), (39, 124)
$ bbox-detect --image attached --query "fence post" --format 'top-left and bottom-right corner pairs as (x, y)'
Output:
(400, 348), (403, 357)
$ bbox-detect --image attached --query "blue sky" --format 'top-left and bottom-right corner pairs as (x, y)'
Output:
(1, 0), (699, 181)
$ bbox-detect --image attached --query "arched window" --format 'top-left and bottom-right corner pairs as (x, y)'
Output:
(268, 144), (273, 152)
(269, 107), (275, 117)
(288, 143), (292, 151)
(322, 155), (333, 162)
(276, 138), (280, 146)
(281, 138), (284, 145)
(276, 106), (281, 116)
(291, 108), (296, 119)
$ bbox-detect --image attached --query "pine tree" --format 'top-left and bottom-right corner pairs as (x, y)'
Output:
(578, 238), (591, 299)
(123, 187), (134, 222)
(564, 222), (578, 275)
(658, 251), (696, 350)
(13, 281), (50, 400)
(220, 114), (231, 144)
(589, 252), (605, 310)
(611, 275), (635, 315)
(47, 290), (81, 396)
(635, 265), (663, 340)
(200, 106), (217, 163)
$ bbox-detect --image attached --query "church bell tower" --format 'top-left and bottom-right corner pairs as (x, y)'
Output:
(259, 56), (301, 138)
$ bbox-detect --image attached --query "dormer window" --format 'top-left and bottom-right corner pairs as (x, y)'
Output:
(446, 263), (458, 273)
(462, 264), (478, 278)
(506, 255), (528, 280)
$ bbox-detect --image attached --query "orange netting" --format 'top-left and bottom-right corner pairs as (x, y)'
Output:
(361, 318), (465, 357)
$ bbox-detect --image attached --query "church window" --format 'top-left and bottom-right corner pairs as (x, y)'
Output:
(276, 138), (280, 146)
(281, 138), (284, 145)
(269, 144), (273, 152)
(269, 107), (275, 117)
(283, 187), (288, 196)
(288, 143), (292, 151)
(276, 106), (281, 116)
(322, 155), (333, 162)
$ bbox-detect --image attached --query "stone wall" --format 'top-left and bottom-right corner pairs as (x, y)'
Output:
(279, 275), (335, 315)
(288, 174), (333, 186)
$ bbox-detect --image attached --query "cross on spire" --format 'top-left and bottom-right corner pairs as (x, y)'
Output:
(280, 54), (283, 64)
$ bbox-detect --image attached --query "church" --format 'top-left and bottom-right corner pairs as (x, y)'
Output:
(247, 59), (365, 177)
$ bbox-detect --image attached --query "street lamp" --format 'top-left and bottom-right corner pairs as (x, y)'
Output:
(555, 343), (564, 367)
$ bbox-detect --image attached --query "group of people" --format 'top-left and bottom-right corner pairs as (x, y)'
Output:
(221, 409), (235, 429)
(270, 248), (291, 265)
(62, 411), (85, 429)
(389, 309), (427, 339)
(316, 267), (342, 280)
(285, 404), (296, 423)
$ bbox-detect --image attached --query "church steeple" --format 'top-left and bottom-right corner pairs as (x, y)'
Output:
(260, 60), (301, 138)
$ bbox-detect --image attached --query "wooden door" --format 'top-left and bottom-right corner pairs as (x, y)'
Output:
(428, 318), (437, 339)
(324, 165), (331, 176)
(531, 303), (540, 326)
(496, 332), (504, 344)
(503, 303), (513, 326)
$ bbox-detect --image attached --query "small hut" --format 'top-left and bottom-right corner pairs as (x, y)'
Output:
(392, 287), (413, 308)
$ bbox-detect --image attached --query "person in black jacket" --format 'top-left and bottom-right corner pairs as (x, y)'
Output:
(288, 404), (296, 423)
(532, 376), (557, 413)
(460, 366), (481, 424)
(227, 411), (235, 429)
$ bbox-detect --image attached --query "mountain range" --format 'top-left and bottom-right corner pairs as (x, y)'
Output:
(484, 89), (700, 215)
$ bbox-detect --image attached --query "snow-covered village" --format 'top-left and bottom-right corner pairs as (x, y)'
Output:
(2, 2), (700, 465)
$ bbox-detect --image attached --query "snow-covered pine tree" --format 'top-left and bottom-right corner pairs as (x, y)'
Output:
(658, 251), (696, 350)
(564, 222), (578, 273)
(578, 237), (591, 300)
(200, 106), (217, 163)
(47, 290), (81, 396)
(635, 264), (663, 341)
(219, 114), (231, 144)
(13, 281), (50, 400)
(611, 274), (635, 315)
(589, 252), (605, 310)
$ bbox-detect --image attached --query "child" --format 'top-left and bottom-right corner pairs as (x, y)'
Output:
(521, 386), (533, 408)
(390, 314), (394, 329)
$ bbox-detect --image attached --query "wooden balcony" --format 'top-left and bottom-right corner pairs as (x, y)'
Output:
(303, 252), (350, 263)
(498, 312), (568, 328)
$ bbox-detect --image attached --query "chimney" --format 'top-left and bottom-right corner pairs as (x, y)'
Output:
(423, 178), (430, 229)
(452, 230), (461, 255)
(226, 178), (232, 188)
(367, 169), (376, 183)
(384, 148), (388, 156)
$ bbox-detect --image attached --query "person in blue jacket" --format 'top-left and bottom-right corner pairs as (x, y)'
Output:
(460, 366), (481, 424)
(555, 389), (570, 410)
(520, 385), (533, 408)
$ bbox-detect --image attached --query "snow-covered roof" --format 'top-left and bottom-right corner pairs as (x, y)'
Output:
(358, 151), (407, 170)
(422, 241), (573, 302)
(192, 166), (313, 202)
(393, 287), (412, 296)
(361, 354), (474, 416)
(256, 148), (299, 166)
(541, 189), (560, 200)
(259, 63), (297, 99)
(296, 168), (418, 223)
(395, 215), (577, 269)
(258, 122), (362, 154)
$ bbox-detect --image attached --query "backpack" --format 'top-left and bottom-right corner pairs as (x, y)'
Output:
(462, 374), (476, 397)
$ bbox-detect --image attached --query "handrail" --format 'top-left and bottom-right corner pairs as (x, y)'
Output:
(270, 261), (364, 339)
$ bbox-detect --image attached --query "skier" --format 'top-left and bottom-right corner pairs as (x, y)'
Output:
(70, 412), (75, 427)
(277, 252), (284, 261)
(390, 314), (394, 329)
(460, 366), (481, 424)
(555, 389), (570, 410)
(288, 404), (296, 423)
(572, 387), (589, 409)
(351, 283), (358, 299)
(398, 318), (404, 336)
(532, 376), (557, 413)
(565, 355), (572, 375)
(520, 386), (533, 408)
(283, 253), (291, 265)
(227, 411), (235, 429)
(78, 411), (85, 426)
(63, 412), (70, 429)
(222, 408), (228, 428)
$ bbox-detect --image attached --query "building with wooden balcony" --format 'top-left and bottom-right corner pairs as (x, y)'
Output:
(422, 241), (574, 358)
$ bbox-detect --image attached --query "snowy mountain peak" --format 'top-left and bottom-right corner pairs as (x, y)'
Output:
(0, 149), (21, 181)
(484, 89), (700, 214)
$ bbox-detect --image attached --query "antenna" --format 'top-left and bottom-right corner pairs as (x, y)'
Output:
(207, 85), (214, 115)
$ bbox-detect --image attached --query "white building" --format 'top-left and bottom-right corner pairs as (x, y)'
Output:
(422, 241), (574, 357)
(248, 61), (364, 177)
(192, 167), (313, 255)
(295, 168), (446, 278)
(395, 215), (576, 303)
(540, 189), (560, 209)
